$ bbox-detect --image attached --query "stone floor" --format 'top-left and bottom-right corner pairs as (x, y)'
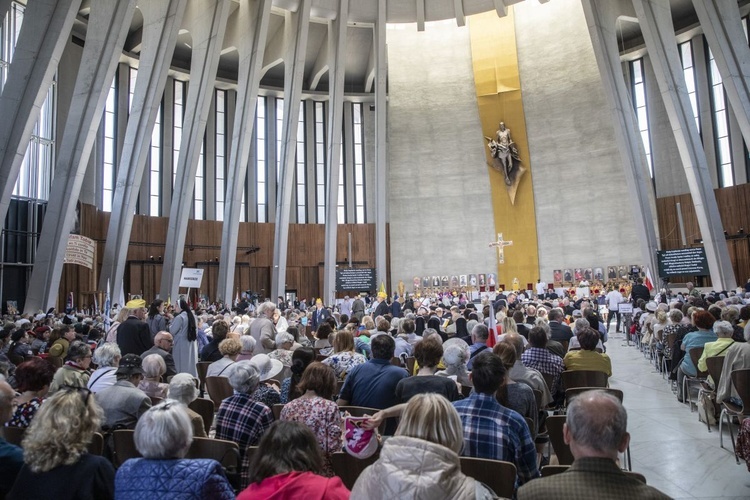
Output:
(605, 330), (750, 499)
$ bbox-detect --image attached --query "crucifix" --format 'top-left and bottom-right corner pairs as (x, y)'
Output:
(489, 233), (513, 264)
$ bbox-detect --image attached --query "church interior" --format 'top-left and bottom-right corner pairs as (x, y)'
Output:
(1, 0), (750, 497)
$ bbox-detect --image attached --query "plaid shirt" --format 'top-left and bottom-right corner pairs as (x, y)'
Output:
(453, 392), (539, 485)
(215, 392), (273, 456)
(521, 347), (564, 393)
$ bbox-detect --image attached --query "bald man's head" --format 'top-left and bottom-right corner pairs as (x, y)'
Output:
(564, 390), (628, 460)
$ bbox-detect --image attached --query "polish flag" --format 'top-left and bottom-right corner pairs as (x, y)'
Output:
(645, 267), (655, 291)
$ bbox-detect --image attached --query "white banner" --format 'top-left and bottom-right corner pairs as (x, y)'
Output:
(179, 268), (204, 288)
(63, 235), (96, 269)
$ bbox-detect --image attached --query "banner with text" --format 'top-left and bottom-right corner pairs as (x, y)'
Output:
(336, 268), (376, 291)
(63, 235), (96, 269)
(657, 248), (709, 277)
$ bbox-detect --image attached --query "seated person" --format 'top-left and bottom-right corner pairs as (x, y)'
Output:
(563, 327), (612, 377)
(268, 332), (295, 380)
(95, 353), (151, 431)
(206, 337), (242, 378)
(140, 331), (177, 379)
(7, 386), (115, 499)
(321, 330), (366, 381)
(696, 320), (735, 388)
(138, 354), (169, 399)
(48, 341), (92, 394)
(88, 343), (121, 393)
(353, 393), (495, 499)
(452, 351), (539, 485)
(200, 320), (228, 363)
(518, 390), (670, 499)
(0, 380), (23, 498)
(6, 357), (55, 428)
(215, 361), (273, 463)
(395, 336), (460, 403)
(115, 400), (234, 499)
(168, 373), (207, 437)
(521, 326), (565, 397)
(239, 421), (350, 498)
(568, 318), (604, 351)
(435, 339), (472, 387)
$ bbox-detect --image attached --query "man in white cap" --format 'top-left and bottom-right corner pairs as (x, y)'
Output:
(117, 299), (152, 356)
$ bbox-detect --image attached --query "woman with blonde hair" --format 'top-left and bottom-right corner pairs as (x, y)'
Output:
(352, 393), (494, 499)
(106, 307), (131, 343)
(7, 387), (115, 499)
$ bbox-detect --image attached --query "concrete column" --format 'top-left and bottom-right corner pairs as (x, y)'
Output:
(98, 0), (188, 296)
(160, 0), (231, 300)
(0, 0), (12, 25)
(322, 0), (349, 305)
(271, 0), (312, 300)
(633, 0), (736, 290)
(217, 0), (272, 303)
(374, 0), (388, 289)
(23, 0), (137, 314)
(693, 0), (750, 149)
(0, 0), (81, 226)
(579, 0), (660, 281)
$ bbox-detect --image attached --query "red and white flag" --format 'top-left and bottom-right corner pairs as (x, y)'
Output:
(644, 267), (655, 291)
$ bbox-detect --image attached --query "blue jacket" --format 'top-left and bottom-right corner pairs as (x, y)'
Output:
(115, 458), (235, 500)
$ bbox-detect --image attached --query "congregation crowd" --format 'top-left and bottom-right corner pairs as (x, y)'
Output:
(0, 277), (749, 499)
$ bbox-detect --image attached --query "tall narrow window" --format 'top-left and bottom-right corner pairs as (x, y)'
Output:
(630, 58), (653, 178)
(257, 96), (267, 222)
(148, 102), (162, 216)
(314, 102), (326, 223)
(338, 143), (345, 222)
(102, 76), (117, 212)
(128, 67), (138, 114)
(708, 48), (734, 187)
(353, 103), (366, 223)
(194, 142), (205, 219)
(679, 41), (700, 134)
(0, 3), (25, 94)
(276, 98), (284, 185)
(295, 106), (306, 223)
(4, 3), (55, 201)
(173, 80), (185, 187)
(215, 89), (226, 221)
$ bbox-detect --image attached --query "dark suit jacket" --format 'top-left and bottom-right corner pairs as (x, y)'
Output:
(117, 317), (153, 356)
(311, 307), (332, 331)
(549, 321), (574, 343)
(391, 301), (402, 318)
(373, 300), (390, 318)
(631, 284), (651, 303)
(140, 345), (177, 378)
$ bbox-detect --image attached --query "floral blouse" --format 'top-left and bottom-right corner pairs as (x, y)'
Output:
(7, 397), (43, 428)
(269, 349), (293, 367)
(251, 383), (281, 408)
(280, 396), (343, 477)
(321, 351), (366, 380)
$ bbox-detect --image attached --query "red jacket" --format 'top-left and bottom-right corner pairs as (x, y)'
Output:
(238, 471), (350, 500)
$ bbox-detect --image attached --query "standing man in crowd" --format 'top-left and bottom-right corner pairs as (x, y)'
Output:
(606, 287), (624, 333)
(310, 299), (331, 333)
(117, 299), (152, 356)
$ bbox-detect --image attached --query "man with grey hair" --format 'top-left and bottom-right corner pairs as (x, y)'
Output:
(0, 379), (23, 497)
(140, 331), (177, 379)
(467, 324), (490, 370)
(249, 302), (277, 355)
(548, 308), (573, 344)
(168, 373), (207, 437)
(214, 361), (273, 461)
(237, 334), (256, 361)
(518, 390), (670, 499)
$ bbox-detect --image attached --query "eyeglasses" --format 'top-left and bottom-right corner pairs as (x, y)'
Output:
(61, 385), (92, 405)
(161, 339), (174, 344)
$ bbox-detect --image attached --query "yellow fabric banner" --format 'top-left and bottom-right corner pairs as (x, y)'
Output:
(469, 9), (540, 290)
